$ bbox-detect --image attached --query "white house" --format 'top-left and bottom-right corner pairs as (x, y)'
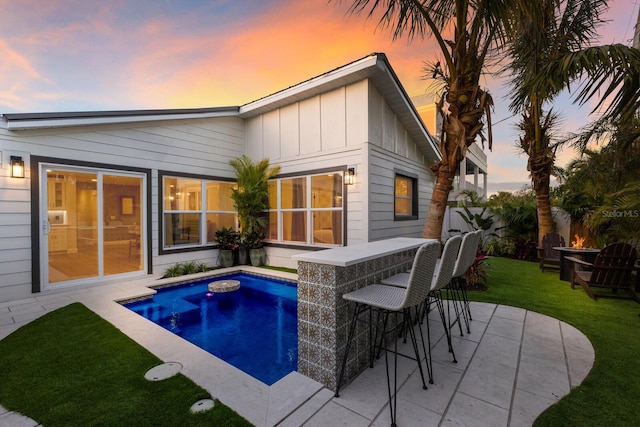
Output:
(0, 53), (441, 303)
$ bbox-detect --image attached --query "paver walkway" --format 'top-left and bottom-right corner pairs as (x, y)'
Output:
(0, 270), (594, 426)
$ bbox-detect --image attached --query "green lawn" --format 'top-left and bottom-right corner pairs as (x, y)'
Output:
(1, 258), (637, 426)
(0, 303), (252, 426)
(471, 256), (640, 426)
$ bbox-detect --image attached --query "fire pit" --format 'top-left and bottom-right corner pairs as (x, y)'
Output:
(553, 245), (600, 282)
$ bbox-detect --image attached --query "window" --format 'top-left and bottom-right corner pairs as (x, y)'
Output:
(162, 175), (236, 250)
(266, 171), (344, 246)
(394, 173), (418, 220)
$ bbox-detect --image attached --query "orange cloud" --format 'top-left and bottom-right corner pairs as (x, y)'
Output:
(124, 0), (440, 108)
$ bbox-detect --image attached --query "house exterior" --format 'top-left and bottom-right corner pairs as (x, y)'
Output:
(0, 53), (440, 303)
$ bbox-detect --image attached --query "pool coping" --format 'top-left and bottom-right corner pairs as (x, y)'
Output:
(121, 268), (300, 388)
(1, 266), (322, 427)
(105, 266), (319, 427)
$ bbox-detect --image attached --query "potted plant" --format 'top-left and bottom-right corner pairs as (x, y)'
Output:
(237, 231), (249, 265)
(229, 156), (280, 266)
(245, 230), (265, 266)
(215, 227), (239, 267)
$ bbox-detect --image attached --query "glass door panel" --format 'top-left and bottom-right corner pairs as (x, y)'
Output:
(44, 166), (145, 288)
(48, 170), (99, 283)
(103, 174), (144, 275)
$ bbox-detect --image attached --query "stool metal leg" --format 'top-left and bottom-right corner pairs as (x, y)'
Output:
(335, 302), (366, 397)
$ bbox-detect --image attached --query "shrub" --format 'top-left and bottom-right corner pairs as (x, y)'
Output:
(162, 261), (212, 278)
(215, 227), (240, 250)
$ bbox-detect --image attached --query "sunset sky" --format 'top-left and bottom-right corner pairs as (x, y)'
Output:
(1, 0), (637, 191)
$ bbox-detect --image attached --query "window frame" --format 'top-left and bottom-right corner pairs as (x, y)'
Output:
(394, 171), (418, 221)
(266, 167), (347, 248)
(158, 171), (236, 254)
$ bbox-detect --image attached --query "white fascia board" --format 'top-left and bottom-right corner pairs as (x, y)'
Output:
(2, 110), (239, 131)
(239, 54), (381, 116)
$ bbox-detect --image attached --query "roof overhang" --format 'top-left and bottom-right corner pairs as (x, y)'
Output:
(239, 53), (441, 163)
(0, 107), (239, 130)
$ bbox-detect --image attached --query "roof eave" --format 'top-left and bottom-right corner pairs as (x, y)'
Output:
(1, 107), (240, 130)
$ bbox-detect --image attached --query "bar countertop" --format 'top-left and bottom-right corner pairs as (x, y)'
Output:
(291, 237), (436, 267)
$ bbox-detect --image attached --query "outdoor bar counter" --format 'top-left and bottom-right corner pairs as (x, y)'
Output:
(292, 237), (435, 390)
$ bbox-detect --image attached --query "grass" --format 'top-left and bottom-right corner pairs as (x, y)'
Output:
(258, 265), (297, 274)
(0, 303), (252, 427)
(470, 257), (640, 426)
(2, 258), (637, 426)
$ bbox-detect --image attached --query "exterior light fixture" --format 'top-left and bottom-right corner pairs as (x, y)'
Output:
(10, 156), (25, 178)
(345, 167), (355, 185)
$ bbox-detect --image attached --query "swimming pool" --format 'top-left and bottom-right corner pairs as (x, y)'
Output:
(123, 272), (298, 385)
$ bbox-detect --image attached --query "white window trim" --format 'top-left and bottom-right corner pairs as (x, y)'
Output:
(267, 171), (345, 247)
(162, 175), (237, 251)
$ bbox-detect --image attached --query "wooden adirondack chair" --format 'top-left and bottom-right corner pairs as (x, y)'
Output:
(566, 243), (640, 303)
(537, 232), (565, 272)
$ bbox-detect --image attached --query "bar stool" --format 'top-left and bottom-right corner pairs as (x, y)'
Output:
(382, 235), (462, 369)
(335, 241), (439, 427)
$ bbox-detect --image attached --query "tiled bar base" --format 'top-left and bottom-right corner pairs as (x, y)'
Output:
(293, 238), (434, 391)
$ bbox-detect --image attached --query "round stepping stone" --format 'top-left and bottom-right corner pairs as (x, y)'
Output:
(208, 279), (240, 293)
(190, 399), (215, 413)
(144, 362), (182, 381)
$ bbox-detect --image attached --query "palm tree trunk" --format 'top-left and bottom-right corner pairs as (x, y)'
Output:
(533, 178), (554, 245)
(422, 162), (456, 239)
(529, 149), (555, 245)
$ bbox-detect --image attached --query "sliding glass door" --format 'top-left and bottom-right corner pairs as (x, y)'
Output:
(42, 165), (145, 289)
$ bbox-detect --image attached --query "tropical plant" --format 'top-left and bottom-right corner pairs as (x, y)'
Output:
(214, 227), (240, 251)
(450, 205), (501, 251)
(465, 254), (490, 289)
(180, 261), (209, 275)
(163, 263), (185, 278)
(591, 180), (640, 239)
(338, 0), (514, 239)
(503, 0), (640, 245)
(162, 261), (211, 278)
(229, 156), (280, 236)
(557, 132), (640, 245)
(456, 189), (485, 207)
(485, 238), (507, 256)
(488, 188), (538, 242)
(243, 230), (264, 250)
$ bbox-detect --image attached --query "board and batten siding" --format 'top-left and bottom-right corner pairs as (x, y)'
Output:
(366, 81), (435, 241)
(0, 116), (245, 302)
(243, 80), (369, 248)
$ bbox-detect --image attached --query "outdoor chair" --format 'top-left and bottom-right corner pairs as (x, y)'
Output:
(381, 235), (463, 369)
(537, 232), (565, 272)
(566, 242), (640, 303)
(335, 241), (439, 427)
(448, 230), (482, 335)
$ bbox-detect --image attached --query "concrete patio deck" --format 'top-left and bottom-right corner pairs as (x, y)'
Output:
(0, 269), (594, 426)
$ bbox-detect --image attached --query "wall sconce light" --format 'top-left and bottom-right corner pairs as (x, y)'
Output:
(345, 167), (355, 185)
(10, 156), (25, 178)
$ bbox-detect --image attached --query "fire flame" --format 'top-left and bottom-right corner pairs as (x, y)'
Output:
(571, 234), (585, 249)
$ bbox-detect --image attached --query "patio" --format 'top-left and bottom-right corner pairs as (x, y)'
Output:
(0, 263), (594, 427)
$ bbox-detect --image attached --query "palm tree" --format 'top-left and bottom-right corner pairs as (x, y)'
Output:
(557, 125), (640, 245)
(229, 155), (280, 235)
(339, 0), (512, 239)
(504, 0), (640, 245)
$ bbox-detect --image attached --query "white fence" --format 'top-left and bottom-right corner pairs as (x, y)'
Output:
(442, 206), (571, 244)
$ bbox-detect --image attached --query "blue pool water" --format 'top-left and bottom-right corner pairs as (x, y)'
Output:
(124, 273), (298, 385)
